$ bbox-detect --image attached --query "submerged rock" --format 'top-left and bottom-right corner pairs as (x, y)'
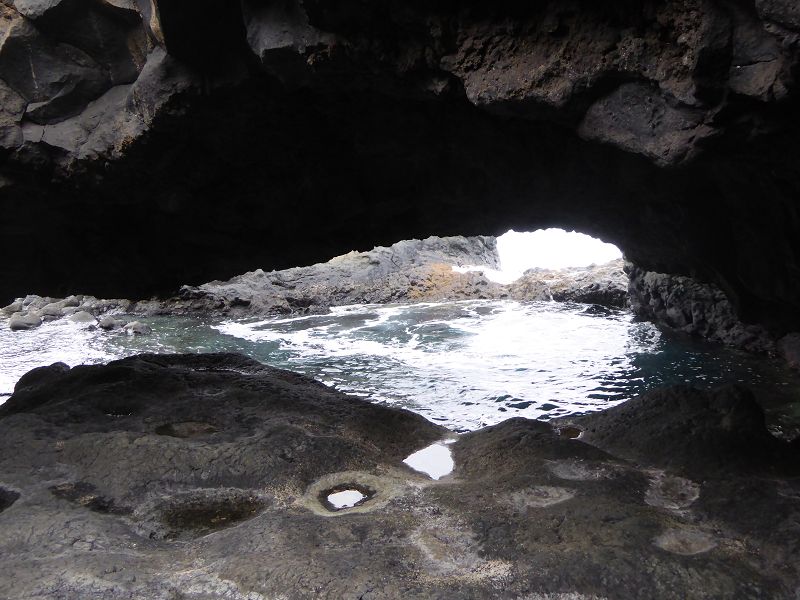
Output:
(123, 320), (151, 335)
(98, 315), (126, 330)
(0, 354), (797, 598)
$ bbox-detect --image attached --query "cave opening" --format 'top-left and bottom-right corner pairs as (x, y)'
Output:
(1, 229), (798, 440)
(454, 228), (624, 285)
(2, 0), (799, 594)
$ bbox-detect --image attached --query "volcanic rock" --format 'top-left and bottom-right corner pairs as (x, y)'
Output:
(153, 239), (631, 317)
(0, 354), (798, 598)
(626, 263), (776, 353)
(98, 315), (126, 330)
(66, 310), (95, 324)
(556, 384), (797, 477)
(510, 259), (628, 308)
(157, 236), (505, 317)
(123, 320), (151, 335)
(8, 311), (42, 330)
(0, 0), (798, 347)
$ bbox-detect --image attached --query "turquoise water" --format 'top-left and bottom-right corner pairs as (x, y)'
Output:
(1, 299), (798, 435)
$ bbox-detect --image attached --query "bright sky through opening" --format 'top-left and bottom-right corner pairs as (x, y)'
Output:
(454, 228), (622, 284)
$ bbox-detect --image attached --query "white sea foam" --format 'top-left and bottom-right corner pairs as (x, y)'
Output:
(213, 299), (661, 429)
(0, 318), (117, 401)
(2, 299), (795, 435)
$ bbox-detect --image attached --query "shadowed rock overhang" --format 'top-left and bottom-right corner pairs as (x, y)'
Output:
(0, 0), (798, 334)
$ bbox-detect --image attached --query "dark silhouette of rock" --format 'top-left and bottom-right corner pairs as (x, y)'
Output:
(0, 0), (797, 345)
(557, 384), (798, 477)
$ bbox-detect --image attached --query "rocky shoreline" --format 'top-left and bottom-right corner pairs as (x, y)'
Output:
(0, 353), (797, 599)
(1, 2), (799, 598)
(6, 232), (800, 370)
(7, 232), (800, 363)
(1, 235), (629, 331)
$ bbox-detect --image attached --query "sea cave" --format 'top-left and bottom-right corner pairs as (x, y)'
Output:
(0, 1), (799, 598)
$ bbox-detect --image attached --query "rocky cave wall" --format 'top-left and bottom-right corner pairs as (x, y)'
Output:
(0, 0), (798, 336)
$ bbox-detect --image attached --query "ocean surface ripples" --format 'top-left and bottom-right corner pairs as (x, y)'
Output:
(1, 300), (798, 434)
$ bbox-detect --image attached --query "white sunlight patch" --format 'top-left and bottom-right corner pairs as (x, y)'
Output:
(454, 228), (622, 284)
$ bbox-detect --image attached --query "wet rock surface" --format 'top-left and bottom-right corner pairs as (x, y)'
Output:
(157, 235), (505, 317)
(555, 385), (798, 477)
(627, 263), (777, 353)
(509, 260), (628, 308)
(156, 239), (628, 317)
(1, 238), (629, 328)
(1, 353), (798, 599)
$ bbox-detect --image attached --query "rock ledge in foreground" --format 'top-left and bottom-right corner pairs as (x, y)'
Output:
(0, 354), (798, 599)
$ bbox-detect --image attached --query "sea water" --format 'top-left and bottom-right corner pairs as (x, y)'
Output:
(1, 300), (798, 436)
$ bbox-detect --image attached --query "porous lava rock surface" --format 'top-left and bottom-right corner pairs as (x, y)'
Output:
(0, 354), (798, 598)
(0, 0), (798, 341)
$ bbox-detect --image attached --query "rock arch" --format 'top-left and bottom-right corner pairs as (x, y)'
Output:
(1, 0), (798, 336)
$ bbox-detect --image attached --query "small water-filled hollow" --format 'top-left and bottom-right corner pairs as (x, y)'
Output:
(403, 441), (456, 480)
(558, 426), (583, 439)
(319, 484), (375, 511)
(157, 492), (266, 540)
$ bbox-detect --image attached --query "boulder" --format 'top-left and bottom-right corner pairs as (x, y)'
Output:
(39, 301), (66, 317)
(98, 316), (126, 330)
(8, 312), (42, 330)
(66, 310), (95, 324)
(123, 320), (151, 335)
(510, 259), (628, 308)
(1, 300), (23, 316)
